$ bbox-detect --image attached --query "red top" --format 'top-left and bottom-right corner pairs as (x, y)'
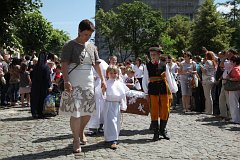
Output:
(229, 66), (240, 80)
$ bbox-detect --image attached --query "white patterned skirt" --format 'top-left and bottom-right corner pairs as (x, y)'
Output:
(59, 64), (95, 118)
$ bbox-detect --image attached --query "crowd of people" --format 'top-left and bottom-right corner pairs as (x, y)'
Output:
(0, 19), (240, 153)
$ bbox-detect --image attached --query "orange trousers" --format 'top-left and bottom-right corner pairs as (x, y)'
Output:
(149, 94), (170, 121)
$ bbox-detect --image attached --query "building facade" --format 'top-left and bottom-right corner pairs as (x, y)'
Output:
(95, 0), (204, 60)
(96, 0), (204, 19)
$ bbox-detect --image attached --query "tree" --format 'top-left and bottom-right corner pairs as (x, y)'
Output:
(190, 0), (233, 54)
(0, 0), (42, 47)
(159, 33), (177, 55)
(47, 29), (70, 56)
(218, 0), (240, 51)
(16, 11), (52, 54)
(95, 9), (118, 56)
(96, 1), (167, 61)
(167, 15), (192, 56)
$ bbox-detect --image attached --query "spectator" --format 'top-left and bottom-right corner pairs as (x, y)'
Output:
(227, 55), (240, 124)
(133, 57), (144, 89)
(19, 62), (31, 107)
(30, 52), (51, 119)
(178, 51), (197, 112)
(200, 51), (217, 115)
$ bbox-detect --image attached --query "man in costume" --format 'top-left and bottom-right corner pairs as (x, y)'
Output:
(142, 45), (172, 141)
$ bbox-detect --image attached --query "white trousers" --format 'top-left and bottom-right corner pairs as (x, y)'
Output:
(202, 82), (214, 114)
(228, 90), (240, 123)
(219, 81), (230, 118)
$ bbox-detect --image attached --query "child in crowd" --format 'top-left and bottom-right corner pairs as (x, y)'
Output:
(53, 65), (62, 84)
(19, 62), (31, 107)
(125, 68), (141, 90)
(118, 64), (127, 82)
(142, 45), (172, 141)
(104, 65), (129, 149)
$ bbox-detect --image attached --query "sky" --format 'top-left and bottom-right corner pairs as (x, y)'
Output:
(40, 0), (229, 39)
(40, 0), (96, 39)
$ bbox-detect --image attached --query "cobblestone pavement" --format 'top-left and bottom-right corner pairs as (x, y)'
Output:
(0, 105), (239, 160)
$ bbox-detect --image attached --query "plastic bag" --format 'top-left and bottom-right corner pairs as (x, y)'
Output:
(43, 94), (56, 115)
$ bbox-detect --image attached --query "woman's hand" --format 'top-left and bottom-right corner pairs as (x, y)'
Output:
(101, 80), (107, 94)
(64, 81), (72, 92)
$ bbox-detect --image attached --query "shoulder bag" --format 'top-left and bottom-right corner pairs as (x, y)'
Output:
(58, 64), (79, 92)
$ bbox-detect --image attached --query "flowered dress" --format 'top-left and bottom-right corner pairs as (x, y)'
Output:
(59, 49), (95, 117)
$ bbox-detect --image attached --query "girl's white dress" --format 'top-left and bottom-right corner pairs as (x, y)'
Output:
(104, 79), (129, 142)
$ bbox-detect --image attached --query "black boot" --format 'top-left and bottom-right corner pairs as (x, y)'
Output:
(98, 124), (104, 133)
(159, 120), (170, 140)
(149, 121), (153, 130)
(152, 121), (159, 141)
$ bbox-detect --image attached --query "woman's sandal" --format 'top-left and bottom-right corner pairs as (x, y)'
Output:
(80, 133), (88, 145)
(73, 140), (81, 153)
(80, 139), (87, 145)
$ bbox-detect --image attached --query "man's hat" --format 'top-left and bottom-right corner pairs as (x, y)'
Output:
(149, 46), (163, 54)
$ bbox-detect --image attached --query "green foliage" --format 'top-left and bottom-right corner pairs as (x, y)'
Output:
(218, 0), (240, 51)
(160, 33), (177, 55)
(95, 9), (118, 56)
(47, 29), (70, 56)
(190, 0), (233, 54)
(96, 1), (167, 61)
(167, 15), (192, 56)
(0, 0), (42, 47)
(16, 11), (52, 54)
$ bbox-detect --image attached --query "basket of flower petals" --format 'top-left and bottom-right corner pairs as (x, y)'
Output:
(125, 90), (149, 116)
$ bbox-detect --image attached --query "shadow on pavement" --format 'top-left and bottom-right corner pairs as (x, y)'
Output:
(196, 116), (240, 131)
(81, 141), (107, 152)
(32, 134), (72, 143)
(226, 126), (240, 131)
(0, 116), (36, 121)
(1, 145), (73, 160)
(118, 138), (152, 144)
(81, 138), (152, 153)
(120, 129), (152, 136)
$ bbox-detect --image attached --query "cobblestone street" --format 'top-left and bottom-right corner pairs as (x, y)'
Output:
(0, 105), (239, 160)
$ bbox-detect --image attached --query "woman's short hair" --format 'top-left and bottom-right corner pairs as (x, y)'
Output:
(136, 57), (142, 64)
(230, 55), (240, 65)
(183, 51), (192, 59)
(78, 19), (95, 32)
(228, 48), (238, 55)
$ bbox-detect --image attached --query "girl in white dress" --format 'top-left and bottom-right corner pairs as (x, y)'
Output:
(104, 66), (129, 149)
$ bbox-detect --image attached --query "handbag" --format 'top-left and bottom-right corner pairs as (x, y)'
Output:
(188, 74), (199, 89)
(224, 79), (240, 91)
(58, 64), (79, 92)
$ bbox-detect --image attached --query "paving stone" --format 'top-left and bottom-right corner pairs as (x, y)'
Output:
(0, 106), (239, 159)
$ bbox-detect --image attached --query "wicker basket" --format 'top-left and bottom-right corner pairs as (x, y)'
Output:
(124, 91), (149, 116)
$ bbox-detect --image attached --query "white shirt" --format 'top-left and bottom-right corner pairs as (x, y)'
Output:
(133, 64), (144, 78)
(223, 60), (233, 79)
(166, 62), (178, 78)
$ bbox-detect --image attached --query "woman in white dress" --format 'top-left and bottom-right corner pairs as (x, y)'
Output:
(60, 19), (106, 153)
